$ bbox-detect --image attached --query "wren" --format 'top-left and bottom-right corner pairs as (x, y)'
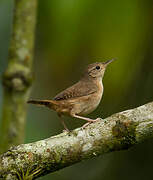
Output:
(28, 59), (115, 131)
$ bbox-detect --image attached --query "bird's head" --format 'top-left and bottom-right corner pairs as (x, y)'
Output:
(83, 59), (116, 79)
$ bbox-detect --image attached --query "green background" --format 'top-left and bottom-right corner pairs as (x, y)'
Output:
(0, 0), (153, 179)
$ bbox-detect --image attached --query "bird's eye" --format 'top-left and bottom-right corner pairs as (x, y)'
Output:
(96, 66), (100, 70)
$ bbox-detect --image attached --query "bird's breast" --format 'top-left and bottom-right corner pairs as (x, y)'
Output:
(76, 79), (103, 115)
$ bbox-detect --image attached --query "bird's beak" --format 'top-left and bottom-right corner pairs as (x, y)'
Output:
(103, 58), (116, 67)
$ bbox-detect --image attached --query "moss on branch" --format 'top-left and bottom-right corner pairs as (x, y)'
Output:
(0, 102), (153, 179)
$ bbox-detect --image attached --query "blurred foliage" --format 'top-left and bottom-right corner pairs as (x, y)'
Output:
(0, 0), (13, 125)
(0, 0), (153, 180)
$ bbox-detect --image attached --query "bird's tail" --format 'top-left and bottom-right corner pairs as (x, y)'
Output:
(27, 99), (56, 108)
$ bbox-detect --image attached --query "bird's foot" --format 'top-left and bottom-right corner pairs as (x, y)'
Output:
(62, 128), (71, 133)
(82, 122), (91, 129)
(86, 117), (102, 122)
(82, 117), (102, 129)
(93, 117), (102, 122)
(95, 117), (103, 121)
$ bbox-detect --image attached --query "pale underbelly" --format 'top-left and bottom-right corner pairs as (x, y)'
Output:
(71, 92), (103, 116)
(78, 97), (102, 115)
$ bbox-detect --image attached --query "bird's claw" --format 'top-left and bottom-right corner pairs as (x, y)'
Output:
(95, 117), (103, 121)
(63, 129), (71, 133)
(82, 117), (102, 129)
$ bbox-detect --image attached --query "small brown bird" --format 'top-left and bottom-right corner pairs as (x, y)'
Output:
(28, 59), (115, 131)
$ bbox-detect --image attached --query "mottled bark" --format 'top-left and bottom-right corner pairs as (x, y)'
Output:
(0, 102), (153, 179)
(0, 0), (37, 153)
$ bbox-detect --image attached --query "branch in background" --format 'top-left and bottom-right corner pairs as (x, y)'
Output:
(0, 102), (153, 179)
(0, 0), (37, 153)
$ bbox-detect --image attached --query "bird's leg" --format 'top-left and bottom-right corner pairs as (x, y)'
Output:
(72, 114), (99, 122)
(72, 114), (101, 129)
(60, 118), (70, 132)
(58, 114), (70, 132)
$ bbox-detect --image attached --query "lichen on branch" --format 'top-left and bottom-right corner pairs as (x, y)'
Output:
(0, 102), (153, 179)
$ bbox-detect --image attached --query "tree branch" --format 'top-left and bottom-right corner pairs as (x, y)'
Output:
(0, 0), (37, 153)
(0, 102), (153, 179)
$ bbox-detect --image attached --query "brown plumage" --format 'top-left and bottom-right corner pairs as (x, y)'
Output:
(27, 59), (115, 131)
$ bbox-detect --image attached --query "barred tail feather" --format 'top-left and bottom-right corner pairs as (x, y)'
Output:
(27, 100), (54, 107)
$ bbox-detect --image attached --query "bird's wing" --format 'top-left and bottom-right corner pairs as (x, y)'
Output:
(53, 80), (97, 101)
